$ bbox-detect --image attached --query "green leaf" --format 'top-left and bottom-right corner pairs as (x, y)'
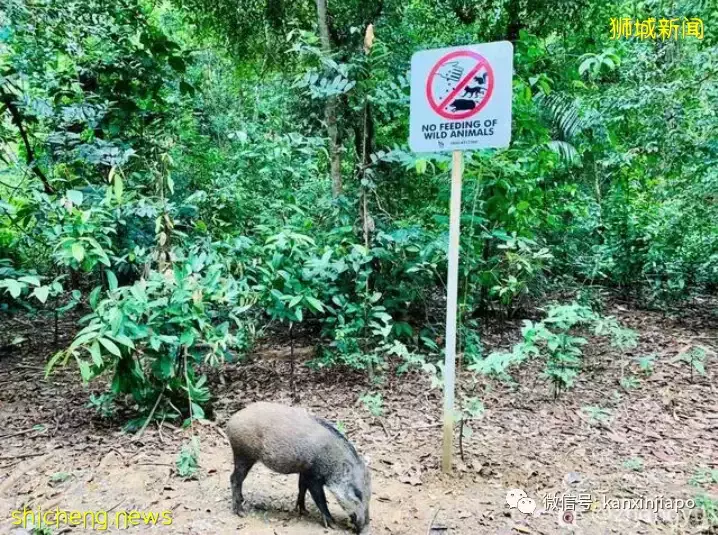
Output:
(77, 358), (93, 382)
(68, 330), (101, 352)
(46, 350), (70, 377)
(18, 275), (41, 287)
(106, 270), (118, 291)
(111, 334), (136, 349)
(114, 172), (123, 202)
(66, 190), (83, 206)
(88, 341), (103, 367)
(179, 330), (195, 346)
(33, 286), (50, 304)
(4, 279), (23, 298)
(415, 159), (427, 175)
(71, 243), (85, 262)
(305, 296), (324, 313)
(190, 402), (205, 420)
(89, 286), (102, 308)
(168, 55), (186, 73)
(98, 337), (122, 357)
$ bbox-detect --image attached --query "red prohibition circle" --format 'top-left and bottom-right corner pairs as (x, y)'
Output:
(425, 50), (495, 120)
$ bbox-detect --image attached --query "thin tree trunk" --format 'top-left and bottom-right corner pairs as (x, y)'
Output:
(1, 94), (55, 194)
(360, 25), (376, 382)
(289, 323), (299, 403)
(315, 0), (342, 197)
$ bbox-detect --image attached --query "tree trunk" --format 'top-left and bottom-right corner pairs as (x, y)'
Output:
(505, 0), (525, 42)
(315, 0), (342, 197)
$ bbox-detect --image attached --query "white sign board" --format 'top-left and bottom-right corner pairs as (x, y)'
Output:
(409, 41), (513, 152)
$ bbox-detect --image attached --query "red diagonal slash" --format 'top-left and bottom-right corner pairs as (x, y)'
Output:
(437, 62), (485, 111)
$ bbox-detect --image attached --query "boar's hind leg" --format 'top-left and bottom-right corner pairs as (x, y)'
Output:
(296, 472), (309, 515)
(231, 455), (255, 515)
(307, 476), (335, 528)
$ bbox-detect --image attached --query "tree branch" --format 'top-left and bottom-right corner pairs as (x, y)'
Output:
(1, 93), (55, 194)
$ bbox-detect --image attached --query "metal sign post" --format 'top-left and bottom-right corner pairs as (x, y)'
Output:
(442, 149), (463, 473)
(409, 41), (513, 474)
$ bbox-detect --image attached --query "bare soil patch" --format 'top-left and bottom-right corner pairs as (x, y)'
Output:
(1, 301), (717, 534)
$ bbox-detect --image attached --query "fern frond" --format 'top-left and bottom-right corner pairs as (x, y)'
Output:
(545, 140), (581, 166)
(535, 92), (587, 141)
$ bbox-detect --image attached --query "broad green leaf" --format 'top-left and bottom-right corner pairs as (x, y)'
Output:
(106, 270), (118, 291)
(68, 330), (101, 352)
(77, 358), (93, 382)
(88, 341), (103, 367)
(111, 334), (136, 349)
(305, 296), (324, 313)
(98, 337), (122, 357)
(46, 350), (70, 377)
(89, 286), (102, 309)
(18, 275), (41, 287)
(114, 171), (123, 202)
(71, 243), (85, 262)
(33, 285), (50, 304)
(4, 279), (23, 298)
(415, 159), (427, 175)
(66, 189), (83, 206)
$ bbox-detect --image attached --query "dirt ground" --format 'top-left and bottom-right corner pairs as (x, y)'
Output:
(1, 300), (717, 534)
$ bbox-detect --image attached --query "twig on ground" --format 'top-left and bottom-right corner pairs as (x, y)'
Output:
(135, 392), (163, 442)
(377, 417), (391, 439)
(0, 451), (46, 461)
(410, 423), (442, 430)
(0, 454), (52, 496)
(0, 427), (42, 440)
(427, 508), (441, 535)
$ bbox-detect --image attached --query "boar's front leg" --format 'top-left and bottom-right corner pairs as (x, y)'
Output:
(306, 476), (335, 529)
(231, 454), (255, 515)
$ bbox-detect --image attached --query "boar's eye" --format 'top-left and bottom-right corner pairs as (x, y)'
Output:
(351, 484), (363, 501)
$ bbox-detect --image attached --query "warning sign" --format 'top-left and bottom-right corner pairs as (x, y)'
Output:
(410, 42), (513, 152)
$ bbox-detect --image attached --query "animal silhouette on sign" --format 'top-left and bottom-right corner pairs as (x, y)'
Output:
(449, 99), (476, 112)
(461, 73), (488, 99)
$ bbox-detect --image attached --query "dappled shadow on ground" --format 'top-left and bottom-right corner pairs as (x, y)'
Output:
(0, 298), (716, 533)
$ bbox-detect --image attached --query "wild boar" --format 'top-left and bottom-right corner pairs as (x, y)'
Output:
(449, 98), (477, 112)
(226, 402), (371, 533)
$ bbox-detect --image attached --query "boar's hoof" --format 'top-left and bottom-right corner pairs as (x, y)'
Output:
(232, 499), (246, 516)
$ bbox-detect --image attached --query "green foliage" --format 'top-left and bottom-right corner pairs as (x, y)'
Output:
(635, 354), (656, 375)
(359, 392), (384, 417)
(672, 346), (708, 383)
(470, 303), (636, 397)
(690, 468), (718, 488)
(582, 405), (611, 425)
(619, 375), (639, 390)
(50, 471), (71, 483)
(622, 457), (643, 472)
(693, 494), (718, 527)
(87, 392), (117, 419)
(47, 250), (254, 416)
(1, 0), (716, 425)
(176, 436), (200, 480)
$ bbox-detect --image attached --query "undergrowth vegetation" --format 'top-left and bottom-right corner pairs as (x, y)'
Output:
(0, 0), (716, 427)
